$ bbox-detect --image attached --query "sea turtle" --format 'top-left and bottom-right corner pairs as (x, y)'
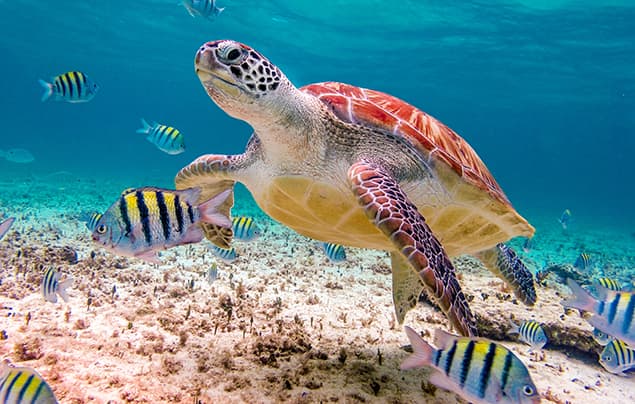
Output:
(176, 40), (536, 336)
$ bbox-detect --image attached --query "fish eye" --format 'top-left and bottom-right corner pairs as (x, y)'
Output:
(217, 44), (243, 65)
(96, 224), (107, 234)
(522, 385), (535, 396)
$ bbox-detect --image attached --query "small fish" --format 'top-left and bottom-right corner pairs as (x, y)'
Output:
(322, 242), (346, 262)
(592, 328), (613, 346)
(0, 217), (15, 240)
(136, 119), (185, 155)
(0, 360), (58, 403)
(211, 245), (237, 262)
(92, 187), (231, 263)
(561, 278), (635, 347)
(401, 326), (540, 404)
(0, 148), (35, 163)
(558, 209), (571, 230)
(39, 71), (98, 103)
(599, 339), (635, 376)
(508, 320), (548, 350)
(522, 237), (533, 253)
(183, 0), (224, 18)
(207, 263), (218, 284)
(596, 277), (622, 292)
(84, 211), (103, 231)
(573, 252), (591, 271)
(41, 267), (73, 304)
(232, 216), (260, 241)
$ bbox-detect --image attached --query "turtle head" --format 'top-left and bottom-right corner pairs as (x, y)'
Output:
(195, 40), (292, 123)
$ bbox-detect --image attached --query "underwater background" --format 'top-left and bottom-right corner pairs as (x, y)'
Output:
(1, 1), (635, 403)
(1, 0), (634, 229)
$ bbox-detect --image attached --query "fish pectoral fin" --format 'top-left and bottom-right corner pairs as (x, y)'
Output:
(135, 250), (161, 264)
(427, 371), (459, 394)
(348, 160), (477, 337)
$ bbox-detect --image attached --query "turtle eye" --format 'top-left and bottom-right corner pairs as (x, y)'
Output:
(96, 224), (107, 234)
(217, 44), (244, 65)
(522, 385), (535, 396)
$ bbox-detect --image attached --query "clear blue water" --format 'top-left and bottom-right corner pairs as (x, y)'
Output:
(1, 0), (634, 230)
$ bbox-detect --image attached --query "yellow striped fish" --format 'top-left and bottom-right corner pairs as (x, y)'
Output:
(0, 361), (58, 403)
(136, 119), (185, 154)
(322, 242), (346, 262)
(508, 320), (547, 350)
(401, 326), (540, 404)
(84, 211), (103, 232)
(562, 278), (635, 347)
(38, 71), (99, 103)
(92, 186), (231, 263)
(41, 267), (73, 304)
(597, 278), (622, 292)
(573, 252), (591, 270)
(211, 245), (237, 262)
(599, 339), (635, 376)
(232, 216), (260, 241)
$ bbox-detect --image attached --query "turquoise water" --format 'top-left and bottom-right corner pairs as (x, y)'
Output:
(1, 2), (635, 401)
(1, 1), (634, 230)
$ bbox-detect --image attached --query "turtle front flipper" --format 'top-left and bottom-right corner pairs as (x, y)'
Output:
(348, 160), (478, 337)
(475, 243), (537, 305)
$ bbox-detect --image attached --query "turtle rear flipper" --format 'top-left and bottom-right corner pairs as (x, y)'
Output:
(349, 160), (478, 337)
(476, 243), (537, 305)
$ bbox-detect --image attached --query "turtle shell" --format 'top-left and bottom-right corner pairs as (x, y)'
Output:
(302, 82), (510, 208)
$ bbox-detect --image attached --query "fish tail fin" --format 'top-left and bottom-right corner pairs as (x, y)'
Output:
(507, 320), (520, 335)
(136, 118), (152, 135)
(215, 6), (225, 16)
(39, 79), (53, 102)
(58, 276), (73, 303)
(561, 278), (597, 313)
(401, 326), (435, 370)
(198, 189), (232, 228)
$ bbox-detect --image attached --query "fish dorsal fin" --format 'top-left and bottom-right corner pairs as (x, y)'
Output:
(120, 187), (137, 197)
(433, 328), (460, 349)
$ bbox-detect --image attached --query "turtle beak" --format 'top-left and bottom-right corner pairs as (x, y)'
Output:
(195, 43), (242, 98)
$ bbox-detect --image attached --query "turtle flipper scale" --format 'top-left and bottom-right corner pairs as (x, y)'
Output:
(348, 160), (478, 337)
(175, 153), (243, 248)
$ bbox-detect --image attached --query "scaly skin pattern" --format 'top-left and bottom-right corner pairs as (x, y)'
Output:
(477, 244), (537, 305)
(348, 160), (478, 337)
(176, 137), (261, 247)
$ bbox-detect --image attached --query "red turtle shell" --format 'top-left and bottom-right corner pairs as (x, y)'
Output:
(301, 82), (511, 207)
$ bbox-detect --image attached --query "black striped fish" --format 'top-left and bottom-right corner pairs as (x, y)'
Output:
(322, 242), (346, 262)
(562, 278), (635, 347)
(573, 252), (591, 271)
(137, 119), (185, 155)
(84, 211), (103, 232)
(508, 320), (548, 350)
(183, 0), (225, 18)
(232, 216), (260, 241)
(39, 71), (98, 103)
(0, 217), (14, 241)
(401, 326), (540, 404)
(211, 245), (237, 263)
(592, 328), (612, 346)
(41, 267), (73, 304)
(599, 339), (635, 376)
(0, 361), (58, 403)
(596, 277), (622, 292)
(91, 187), (231, 263)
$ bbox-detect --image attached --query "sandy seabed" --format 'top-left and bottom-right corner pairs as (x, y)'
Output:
(0, 174), (634, 403)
